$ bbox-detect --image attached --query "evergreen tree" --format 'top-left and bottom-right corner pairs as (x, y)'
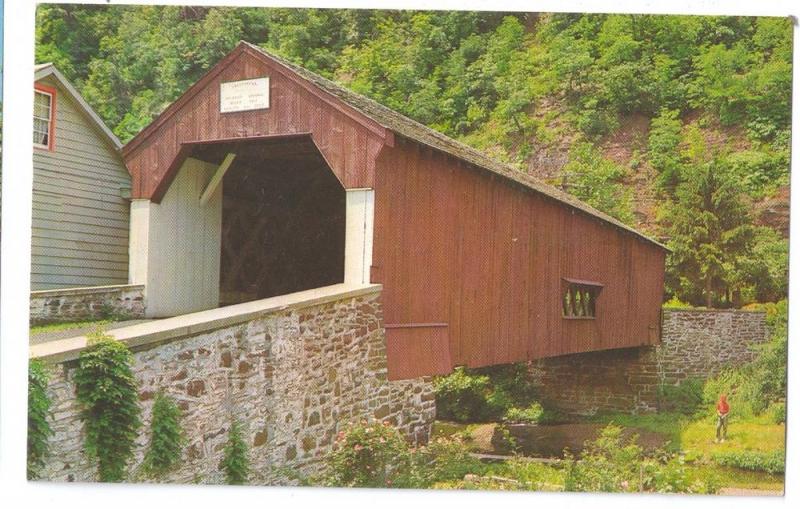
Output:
(665, 159), (755, 307)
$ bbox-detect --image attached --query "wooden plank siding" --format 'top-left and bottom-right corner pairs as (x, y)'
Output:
(123, 46), (388, 201)
(373, 138), (666, 376)
(31, 76), (131, 290)
(123, 43), (667, 379)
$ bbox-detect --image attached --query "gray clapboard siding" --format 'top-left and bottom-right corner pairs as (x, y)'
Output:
(31, 75), (131, 290)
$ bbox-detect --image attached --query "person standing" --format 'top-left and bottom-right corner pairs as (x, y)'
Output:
(716, 394), (730, 443)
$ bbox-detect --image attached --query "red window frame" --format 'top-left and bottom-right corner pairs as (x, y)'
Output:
(34, 83), (57, 151)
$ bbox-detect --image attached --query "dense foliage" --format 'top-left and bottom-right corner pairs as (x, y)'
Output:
(433, 364), (556, 424)
(321, 420), (488, 488)
(563, 425), (719, 494)
(142, 392), (185, 478)
(35, 7), (790, 308)
(320, 420), (726, 493)
(27, 359), (53, 480)
(74, 330), (142, 482)
(220, 419), (249, 485)
(712, 450), (785, 475)
(656, 377), (705, 415)
(702, 299), (788, 419)
(323, 419), (416, 488)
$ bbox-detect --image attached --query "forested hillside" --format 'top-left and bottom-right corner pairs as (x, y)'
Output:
(35, 6), (791, 308)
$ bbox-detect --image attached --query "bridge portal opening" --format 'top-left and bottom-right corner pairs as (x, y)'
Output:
(192, 136), (346, 306)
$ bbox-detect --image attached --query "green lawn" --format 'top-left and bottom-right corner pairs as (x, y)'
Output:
(589, 411), (785, 457)
(30, 319), (111, 336)
(588, 412), (785, 490)
(431, 414), (785, 492)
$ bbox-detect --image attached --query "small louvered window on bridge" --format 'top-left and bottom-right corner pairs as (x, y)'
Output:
(562, 278), (603, 319)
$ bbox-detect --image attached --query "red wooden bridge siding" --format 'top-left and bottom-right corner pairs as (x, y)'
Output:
(123, 42), (667, 381)
(123, 45), (387, 200)
(373, 138), (666, 378)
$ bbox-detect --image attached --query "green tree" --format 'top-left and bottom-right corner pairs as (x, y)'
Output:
(664, 159), (755, 307)
(560, 142), (634, 224)
(648, 108), (684, 194)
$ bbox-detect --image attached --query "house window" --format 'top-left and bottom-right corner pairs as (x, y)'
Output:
(34, 87), (55, 149)
(562, 278), (603, 318)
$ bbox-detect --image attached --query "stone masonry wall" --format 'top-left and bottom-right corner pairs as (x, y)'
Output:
(30, 284), (146, 325)
(37, 288), (435, 484)
(528, 309), (770, 416)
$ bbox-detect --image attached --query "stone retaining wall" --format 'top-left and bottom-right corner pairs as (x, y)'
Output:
(30, 284), (146, 325)
(528, 309), (770, 416)
(35, 285), (435, 484)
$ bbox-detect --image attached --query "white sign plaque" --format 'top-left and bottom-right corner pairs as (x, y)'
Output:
(220, 77), (270, 113)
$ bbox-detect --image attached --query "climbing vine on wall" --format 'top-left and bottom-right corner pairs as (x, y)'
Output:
(27, 359), (53, 479)
(74, 330), (142, 482)
(142, 392), (185, 477)
(220, 419), (249, 485)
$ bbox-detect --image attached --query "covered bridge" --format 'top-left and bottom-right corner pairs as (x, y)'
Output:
(122, 41), (667, 380)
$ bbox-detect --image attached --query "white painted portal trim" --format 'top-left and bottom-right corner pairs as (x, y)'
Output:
(344, 188), (375, 285)
(199, 153), (236, 205)
(127, 159), (222, 318)
(128, 199), (151, 290)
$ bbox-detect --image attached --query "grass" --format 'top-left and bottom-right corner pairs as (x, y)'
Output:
(588, 411), (785, 458)
(587, 411), (687, 449)
(681, 416), (785, 459)
(587, 411), (785, 491)
(486, 458), (566, 490)
(30, 319), (111, 336)
(686, 464), (783, 492)
(431, 409), (786, 492)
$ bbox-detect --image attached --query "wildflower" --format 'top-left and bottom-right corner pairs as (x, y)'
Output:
(621, 480), (629, 490)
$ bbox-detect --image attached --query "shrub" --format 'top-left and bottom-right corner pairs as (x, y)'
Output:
(434, 367), (494, 422)
(563, 425), (717, 494)
(767, 402), (786, 425)
(701, 299), (788, 419)
(323, 419), (416, 488)
(563, 425), (643, 493)
(27, 359), (53, 480)
(713, 450), (785, 474)
(575, 100), (619, 138)
(434, 363), (549, 423)
(657, 378), (704, 415)
(477, 363), (539, 406)
(644, 455), (720, 494)
(74, 330), (142, 482)
(413, 434), (486, 485)
(142, 392), (185, 478)
(220, 419), (249, 485)
(662, 296), (693, 309)
(505, 402), (544, 424)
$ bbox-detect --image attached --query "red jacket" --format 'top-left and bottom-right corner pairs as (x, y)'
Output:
(717, 398), (730, 415)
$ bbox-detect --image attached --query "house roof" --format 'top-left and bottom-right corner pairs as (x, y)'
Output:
(124, 41), (668, 251)
(34, 63), (123, 151)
